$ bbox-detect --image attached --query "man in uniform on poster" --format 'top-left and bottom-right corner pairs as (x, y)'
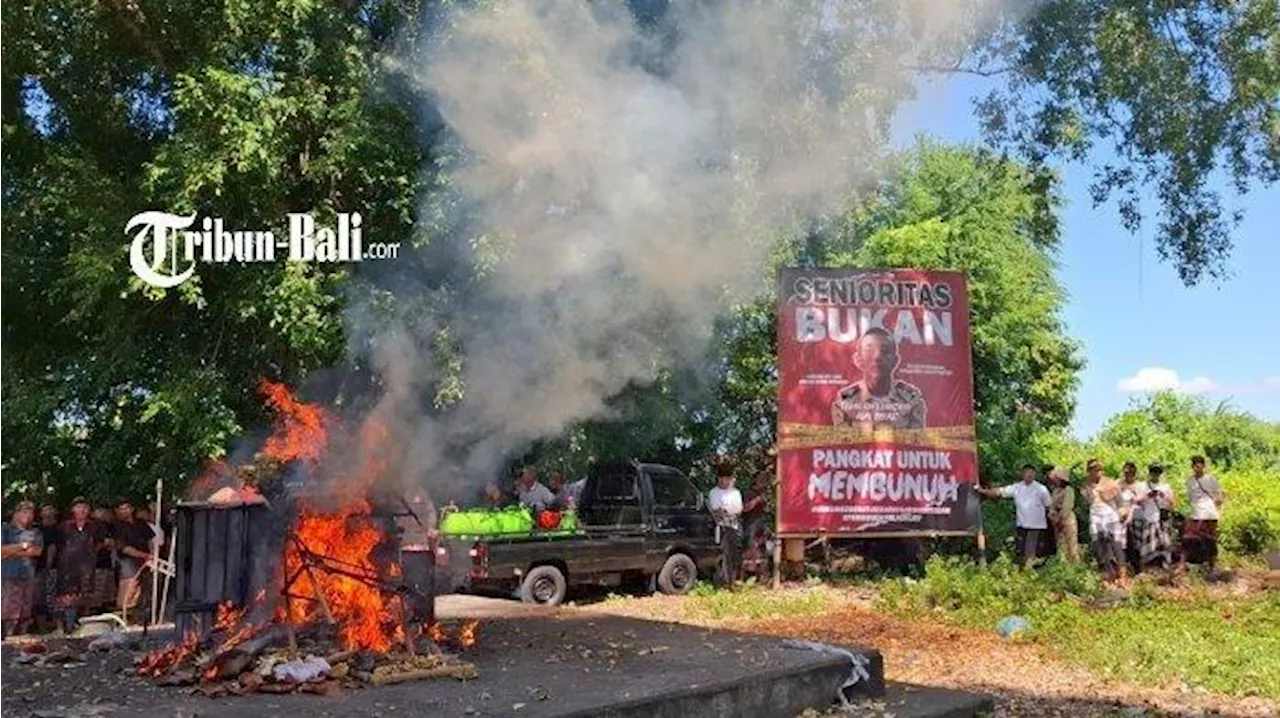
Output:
(831, 327), (927, 430)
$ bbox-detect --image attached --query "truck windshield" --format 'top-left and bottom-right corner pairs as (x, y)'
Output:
(649, 469), (701, 509)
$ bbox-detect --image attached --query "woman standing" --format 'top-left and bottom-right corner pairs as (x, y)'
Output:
(1, 501), (44, 636)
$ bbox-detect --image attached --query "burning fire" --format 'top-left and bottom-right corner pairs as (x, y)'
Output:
(283, 505), (395, 652)
(138, 630), (199, 677)
(424, 620), (478, 651)
(458, 620), (479, 650)
(260, 379), (332, 464)
(144, 382), (464, 680)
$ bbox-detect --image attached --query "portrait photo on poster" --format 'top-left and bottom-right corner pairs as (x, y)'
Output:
(775, 268), (981, 536)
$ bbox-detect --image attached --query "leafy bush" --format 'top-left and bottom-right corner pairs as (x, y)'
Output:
(1217, 469), (1280, 556)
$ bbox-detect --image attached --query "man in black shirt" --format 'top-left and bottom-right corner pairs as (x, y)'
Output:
(112, 498), (154, 623)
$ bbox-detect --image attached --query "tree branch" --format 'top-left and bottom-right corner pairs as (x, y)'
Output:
(903, 63), (1014, 78)
(105, 0), (172, 74)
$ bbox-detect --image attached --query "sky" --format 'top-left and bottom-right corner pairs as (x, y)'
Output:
(893, 75), (1280, 438)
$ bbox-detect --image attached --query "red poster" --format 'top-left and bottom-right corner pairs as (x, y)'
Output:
(776, 268), (981, 535)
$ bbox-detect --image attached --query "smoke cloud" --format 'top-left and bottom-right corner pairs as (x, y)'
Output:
(362, 0), (1007, 497)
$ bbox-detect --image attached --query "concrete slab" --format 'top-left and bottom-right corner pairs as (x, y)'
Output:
(3, 598), (883, 718)
(1, 597), (992, 717)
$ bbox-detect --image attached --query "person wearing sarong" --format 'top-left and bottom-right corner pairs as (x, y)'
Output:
(976, 465), (1051, 567)
(2, 501), (44, 636)
(91, 506), (117, 612)
(1180, 456), (1225, 572)
(1046, 467), (1080, 563)
(54, 498), (107, 632)
(1082, 459), (1127, 584)
(37, 504), (61, 631)
(1131, 464), (1173, 571)
(1118, 462), (1144, 573)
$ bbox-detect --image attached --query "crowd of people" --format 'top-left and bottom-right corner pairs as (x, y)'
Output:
(980, 455), (1226, 584)
(468, 467), (586, 513)
(0, 496), (165, 637)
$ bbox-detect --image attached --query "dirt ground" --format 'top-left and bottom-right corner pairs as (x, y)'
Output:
(582, 586), (1279, 718)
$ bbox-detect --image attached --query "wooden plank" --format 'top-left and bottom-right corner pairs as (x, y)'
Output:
(205, 509), (227, 602)
(226, 506), (246, 602)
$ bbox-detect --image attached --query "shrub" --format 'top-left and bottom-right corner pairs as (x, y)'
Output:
(1217, 469), (1280, 557)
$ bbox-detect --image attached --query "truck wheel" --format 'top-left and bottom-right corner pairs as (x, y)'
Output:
(657, 553), (697, 596)
(520, 565), (567, 606)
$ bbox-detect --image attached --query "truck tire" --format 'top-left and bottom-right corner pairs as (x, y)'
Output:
(520, 565), (568, 606)
(656, 553), (697, 596)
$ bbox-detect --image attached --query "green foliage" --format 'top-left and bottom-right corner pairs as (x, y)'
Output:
(881, 556), (1280, 697)
(1052, 393), (1280, 557)
(980, 0), (1280, 285)
(2, 0), (430, 504)
(683, 582), (832, 621)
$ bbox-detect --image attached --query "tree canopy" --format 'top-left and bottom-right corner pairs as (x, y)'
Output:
(3, 0), (1275, 501)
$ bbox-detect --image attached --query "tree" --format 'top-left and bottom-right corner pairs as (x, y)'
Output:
(5, 0), (1274, 503)
(970, 0), (1279, 285)
(1, 0), (431, 503)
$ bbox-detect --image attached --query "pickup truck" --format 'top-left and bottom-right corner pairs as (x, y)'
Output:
(439, 461), (722, 606)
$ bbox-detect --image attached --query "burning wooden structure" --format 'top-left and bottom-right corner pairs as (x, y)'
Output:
(141, 381), (469, 696)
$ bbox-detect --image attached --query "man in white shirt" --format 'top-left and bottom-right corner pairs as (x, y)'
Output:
(1181, 455), (1226, 571)
(976, 464), (1051, 567)
(515, 467), (557, 513)
(1131, 463), (1174, 571)
(707, 464), (744, 587)
(1118, 461), (1147, 571)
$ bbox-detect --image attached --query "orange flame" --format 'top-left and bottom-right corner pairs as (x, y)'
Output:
(137, 629), (199, 677)
(458, 620), (479, 650)
(426, 622), (447, 644)
(214, 601), (244, 632)
(259, 380), (332, 464)
(284, 504), (394, 653)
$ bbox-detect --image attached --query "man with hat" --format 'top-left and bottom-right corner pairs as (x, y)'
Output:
(1046, 467), (1080, 563)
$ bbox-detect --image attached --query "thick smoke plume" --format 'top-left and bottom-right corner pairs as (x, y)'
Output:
(362, 0), (1005, 497)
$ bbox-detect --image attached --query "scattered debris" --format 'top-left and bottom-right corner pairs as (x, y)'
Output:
(996, 615), (1031, 639)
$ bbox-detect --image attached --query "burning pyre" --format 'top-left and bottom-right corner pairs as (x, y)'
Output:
(139, 381), (478, 696)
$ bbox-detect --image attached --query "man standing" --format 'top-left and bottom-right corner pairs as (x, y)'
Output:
(112, 498), (155, 623)
(1118, 462), (1146, 572)
(515, 467), (557, 512)
(1046, 467), (1080, 563)
(54, 498), (106, 632)
(1132, 464), (1174, 571)
(1082, 459), (1127, 584)
(37, 504), (61, 632)
(707, 463), (744, 587)
(1181, 455), (1225, 573)
(831, 328), (927, 430)
(976, 464), (1051, 567)
(2, 501), (44, 636)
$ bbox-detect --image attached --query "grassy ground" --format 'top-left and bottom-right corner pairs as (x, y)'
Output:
(877, 556), (1280, 699)
(585, 563), (1280, 717)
